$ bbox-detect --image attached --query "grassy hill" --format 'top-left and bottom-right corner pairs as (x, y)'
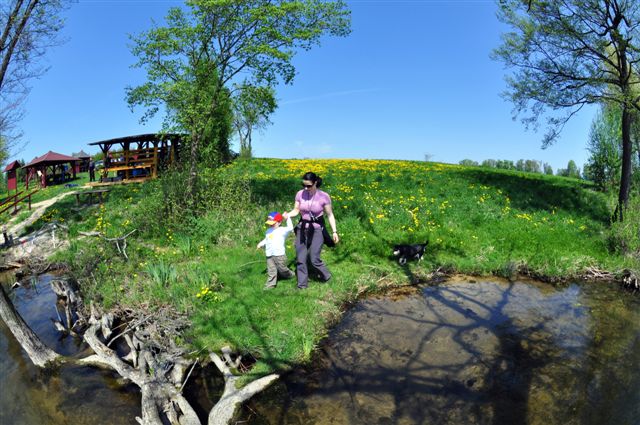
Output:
(21, 158), (637, 378)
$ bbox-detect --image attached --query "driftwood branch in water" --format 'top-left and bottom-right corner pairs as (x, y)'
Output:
(83, 321), (202, 425)
(622, 269), (639, 292)
(0, 285), (62, 367)
(208, 350), (279, 425)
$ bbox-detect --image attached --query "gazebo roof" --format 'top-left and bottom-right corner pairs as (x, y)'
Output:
(74, 150), (90, 159)
(87, 133), (185, 146)
(24, 151), (80, 168)
(4, 160), (21, 172)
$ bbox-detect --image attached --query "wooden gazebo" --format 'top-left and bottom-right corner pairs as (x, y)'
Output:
(23, 151), (79, 189)
(73, 150), (91, 173)
(88, 133), (182, 182)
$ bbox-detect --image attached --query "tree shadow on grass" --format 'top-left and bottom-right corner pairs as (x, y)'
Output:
(458, 169), (610, 224)
(249, 178), (299, 206)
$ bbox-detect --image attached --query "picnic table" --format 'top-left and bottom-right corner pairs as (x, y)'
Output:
(75, 189), (111, 205)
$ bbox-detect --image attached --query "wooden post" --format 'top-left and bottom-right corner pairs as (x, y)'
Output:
(124, 141), (130, 180)
(153, 144), (159, 178)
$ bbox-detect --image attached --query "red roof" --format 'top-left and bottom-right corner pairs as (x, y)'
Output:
(24, 151), (80, 168)
(4, 160), (20, 172)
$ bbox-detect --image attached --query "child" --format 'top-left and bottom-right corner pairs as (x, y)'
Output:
(257, 211), (295, 289)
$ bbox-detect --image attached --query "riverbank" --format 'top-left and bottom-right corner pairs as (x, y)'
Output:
(12, 158), (639, 381)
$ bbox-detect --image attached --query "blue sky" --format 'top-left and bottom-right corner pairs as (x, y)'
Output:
(15, 0), (595, 172)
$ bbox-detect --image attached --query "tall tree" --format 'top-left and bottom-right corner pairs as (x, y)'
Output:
(493, 0), (640, 221)
(584, 105), (623, 190)
(0, 0), (69, 158)
(233, 84), (277, 159)
(127, 0), (351, 201)
(567, 160), (581, 179)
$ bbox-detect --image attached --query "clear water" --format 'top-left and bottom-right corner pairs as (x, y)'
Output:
(240, 279), (640, 425)
(0, 274), (141, 425)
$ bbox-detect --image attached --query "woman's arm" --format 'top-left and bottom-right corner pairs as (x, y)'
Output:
(324, 203), (340, 244)
(284, 201), (301, 219)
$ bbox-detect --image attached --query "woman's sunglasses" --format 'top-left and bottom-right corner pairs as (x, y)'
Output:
(302, 183), (314, 188)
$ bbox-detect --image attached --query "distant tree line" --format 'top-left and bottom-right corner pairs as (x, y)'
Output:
(458, 158), (582, 178)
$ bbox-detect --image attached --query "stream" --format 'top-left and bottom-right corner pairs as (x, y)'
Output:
(1, 276), (639, 424)
(239, 279), (640, 425)
(0, 274), (140, 424)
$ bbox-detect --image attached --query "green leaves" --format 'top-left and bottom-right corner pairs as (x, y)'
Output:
(126, 0), (351, 178)
(493, 0), (640, 145)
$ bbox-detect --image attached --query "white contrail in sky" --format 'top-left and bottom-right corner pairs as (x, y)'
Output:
(280, 88), (380, 106)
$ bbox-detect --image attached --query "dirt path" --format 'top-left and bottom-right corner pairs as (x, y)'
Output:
(5, 191), (78, 238)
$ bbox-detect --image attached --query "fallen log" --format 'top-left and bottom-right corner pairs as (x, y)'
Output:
(0, 285), (62, 367)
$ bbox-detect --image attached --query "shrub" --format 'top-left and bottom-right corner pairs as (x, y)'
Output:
(610, 195), (640, 258)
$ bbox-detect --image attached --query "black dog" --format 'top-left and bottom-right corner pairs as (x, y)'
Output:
(393, 242), (428, 265)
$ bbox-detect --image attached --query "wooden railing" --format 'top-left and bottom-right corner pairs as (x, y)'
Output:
(0, 191), (24, 208)
(103, 147), (171, 179)
(0, 189), (38, 216)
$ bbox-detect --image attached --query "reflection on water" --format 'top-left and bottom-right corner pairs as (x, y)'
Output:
(241, 280), (640, 425)
(0, 274), (141, 425)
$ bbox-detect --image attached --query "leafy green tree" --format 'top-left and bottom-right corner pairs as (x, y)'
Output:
(567, 160), (581, 179)
(493, 0), (640, 221)
(0, 0), (70, 158)
(524, 159), (541, 173)
(459, 159), (479, 166)
(481, 159), (497, 168)
(543, 163), (553, 175)
(496, 159), (516, 170)
(127, 0), (351, 201)
(584, 105), (622, 191)
(233, 85), (277, 159)
(557, 160), (581, 178)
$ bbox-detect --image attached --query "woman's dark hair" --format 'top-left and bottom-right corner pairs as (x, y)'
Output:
(302, 171), (322, 188)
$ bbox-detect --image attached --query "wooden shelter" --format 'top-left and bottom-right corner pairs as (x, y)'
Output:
(23, 151), (79, 189)
(4, 160), (20, 193)
(72, 150), (91, 173)
(88, 133), (183, 182)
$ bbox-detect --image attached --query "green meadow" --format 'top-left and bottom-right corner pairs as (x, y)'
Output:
(20, 158), (637, 379)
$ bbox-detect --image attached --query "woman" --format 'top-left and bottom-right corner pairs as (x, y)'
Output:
(284, 172), (339, 289)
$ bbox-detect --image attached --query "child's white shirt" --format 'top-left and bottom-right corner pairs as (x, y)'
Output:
(257, 217), (293, 257)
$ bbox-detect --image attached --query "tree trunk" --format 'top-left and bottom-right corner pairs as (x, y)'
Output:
(0, 0), (39, 91)
(0, 284), (61, 367)
(616, 105), (633, 222)
(208, 352), (279, 425)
